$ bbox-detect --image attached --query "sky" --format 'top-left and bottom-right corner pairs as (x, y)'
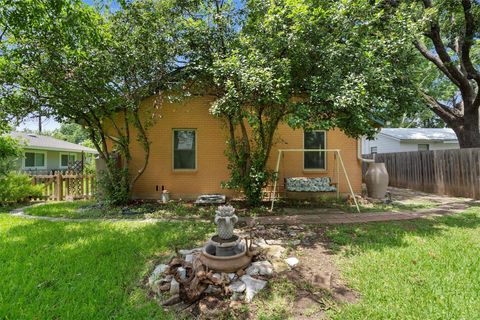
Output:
(17, 0), (120, 132)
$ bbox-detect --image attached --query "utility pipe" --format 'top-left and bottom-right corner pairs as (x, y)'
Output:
(357, 138), (375, 163)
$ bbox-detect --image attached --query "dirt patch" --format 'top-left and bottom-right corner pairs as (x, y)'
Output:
(246, 225), (358, 319)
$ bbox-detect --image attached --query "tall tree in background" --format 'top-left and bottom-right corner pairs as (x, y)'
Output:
(377, 0), (480, 147)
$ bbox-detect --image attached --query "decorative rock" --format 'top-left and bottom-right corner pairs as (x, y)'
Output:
(228, 280), (246, 293)
(228, 273), (236, 281)
(205, 285), (222, 294)
(272, 260), (289, 273)
(170, 278), (180, 295)
(148, 264), (169, 285)
(185, 254), (193, 263)
(212, 273), (222, 281)
(291, 239), (301, 246)
(246, 261), (274, 276)
(265, 245), (286, 259)
(285, 257), (299, 268)
(241, 275), (267, 303)
(231, 292), (244, 301)
(177, 267), (187, 281)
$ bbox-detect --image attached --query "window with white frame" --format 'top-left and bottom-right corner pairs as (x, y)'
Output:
(304, 130), (326, 170)
(418, 144), (429, 151)
(60, 153), (76, 168)
(371, 146), (378, 154)
(173, 129), (196, 170)
(24, 152), (46, 168)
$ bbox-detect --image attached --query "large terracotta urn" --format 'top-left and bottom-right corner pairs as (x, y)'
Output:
(365, 162), (389, 199)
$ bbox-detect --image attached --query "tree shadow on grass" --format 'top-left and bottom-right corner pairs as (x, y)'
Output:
(0, 217), (213, 319)
(319, 206), (480, 256)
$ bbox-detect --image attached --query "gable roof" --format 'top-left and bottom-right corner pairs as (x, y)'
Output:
(380, 128), (458, 142)
(10, 132), (98, 154)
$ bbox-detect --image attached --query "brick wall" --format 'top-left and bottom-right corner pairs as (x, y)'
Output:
(114, 95), (362, 200)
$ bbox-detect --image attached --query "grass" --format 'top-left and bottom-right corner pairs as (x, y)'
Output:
(325, 207), (480, 319)
(22, 196), (438, 220)
(23, 201), (217, 219)
(0, 214), (213, 319)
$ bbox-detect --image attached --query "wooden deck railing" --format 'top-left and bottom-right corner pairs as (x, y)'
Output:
(31, 171), (96, 201)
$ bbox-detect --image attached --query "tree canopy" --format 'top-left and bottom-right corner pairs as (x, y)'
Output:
(1, 0), (432, 205)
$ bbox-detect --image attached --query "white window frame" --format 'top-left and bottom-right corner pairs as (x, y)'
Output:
(59, 153), (76, 169)
(371, 146), (378, 154)
(23, 151), (47, 170)
(172, 129), (197, 171)
(418, 144), (430, 151)
(303, 130), (327, 171)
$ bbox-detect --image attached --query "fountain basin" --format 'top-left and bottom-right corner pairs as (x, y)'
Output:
(200, 241), (253, 272)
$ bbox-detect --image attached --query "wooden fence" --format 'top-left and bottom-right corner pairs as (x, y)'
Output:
(31, 171), (96, 201)
(363, 148), (480, 199)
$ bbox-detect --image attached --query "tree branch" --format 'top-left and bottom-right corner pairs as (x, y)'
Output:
(460, 0), (480, 85)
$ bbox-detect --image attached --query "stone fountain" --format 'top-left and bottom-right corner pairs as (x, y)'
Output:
(200, 205), (253, 272)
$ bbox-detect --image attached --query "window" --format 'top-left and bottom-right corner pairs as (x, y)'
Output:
(60, 154), (76, 168)
(371, 147), (378, 154)
(173, 129), (196, 170)
(304, 131), (326, 170)
(418, 144), (429, 151)
(24, 152), (46, 168)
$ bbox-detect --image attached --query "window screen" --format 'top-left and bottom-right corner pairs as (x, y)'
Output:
(173, 129), (196, 170)
(61, 154), (75, 167)
(304, 131), (326, 170)
(25, 152), (45, 168)
(418, 144), (429, 151)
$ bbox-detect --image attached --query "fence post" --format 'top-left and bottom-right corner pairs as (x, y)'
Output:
(56, 171), (63, 201)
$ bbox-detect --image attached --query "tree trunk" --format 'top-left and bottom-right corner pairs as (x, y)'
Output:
(454, 116), (480, 148)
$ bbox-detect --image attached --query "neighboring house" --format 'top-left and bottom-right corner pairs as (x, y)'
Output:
(362, 128), (459, 155)
(10, 131), (98, 174)
(107, 96), (364, 200)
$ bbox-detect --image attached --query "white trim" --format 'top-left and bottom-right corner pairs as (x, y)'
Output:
(303, 130), (327, 171)
(23, 151), (48, 170)
(172, 129), (197, 171)
(20, 145), (98, 154)
(59, 152), (76, 169)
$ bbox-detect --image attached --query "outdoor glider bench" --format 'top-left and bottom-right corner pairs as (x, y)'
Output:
(285, 177), (337, 192)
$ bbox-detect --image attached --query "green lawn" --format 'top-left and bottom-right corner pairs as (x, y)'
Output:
(326, 207), (480, 319)
(0, 214), (212, 319)
(23, 201), (217, 219)
(3, 203), (480, 319)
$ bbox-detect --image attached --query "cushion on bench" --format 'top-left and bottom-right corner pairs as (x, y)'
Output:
(285, 177), (337, 192)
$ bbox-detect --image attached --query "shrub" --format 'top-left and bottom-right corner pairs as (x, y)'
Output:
(96, 166), (129, 206)
(0, 136), (22, 176)
(0, 172), (43, 203)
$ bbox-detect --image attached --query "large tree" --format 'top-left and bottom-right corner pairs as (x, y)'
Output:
(0, 0), (190, 204)
(376, 0), (480, 147)
(187, 0), (420, 205)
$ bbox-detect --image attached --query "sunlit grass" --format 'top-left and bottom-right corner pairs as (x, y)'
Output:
(327, 208), (480, 319)
(0, 214), (212, 319)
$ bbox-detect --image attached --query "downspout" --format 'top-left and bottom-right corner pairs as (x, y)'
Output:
(357, 138), (375, 163)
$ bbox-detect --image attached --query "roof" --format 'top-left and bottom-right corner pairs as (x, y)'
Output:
(9, 132), (98, 154)
(380, 128), (458, 142)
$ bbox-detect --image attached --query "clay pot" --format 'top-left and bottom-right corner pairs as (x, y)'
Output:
(365, 162), (389, 199)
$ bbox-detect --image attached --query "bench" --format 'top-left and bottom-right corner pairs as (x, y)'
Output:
(285, 177), (337, 192)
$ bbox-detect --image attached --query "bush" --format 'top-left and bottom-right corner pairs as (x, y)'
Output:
(96, 166), (129, 206)
(0, 136), (22, 176)
(0, 172), (43, 203)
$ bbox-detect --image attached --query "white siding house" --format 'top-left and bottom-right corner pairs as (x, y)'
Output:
(362, 128), (459, 155)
